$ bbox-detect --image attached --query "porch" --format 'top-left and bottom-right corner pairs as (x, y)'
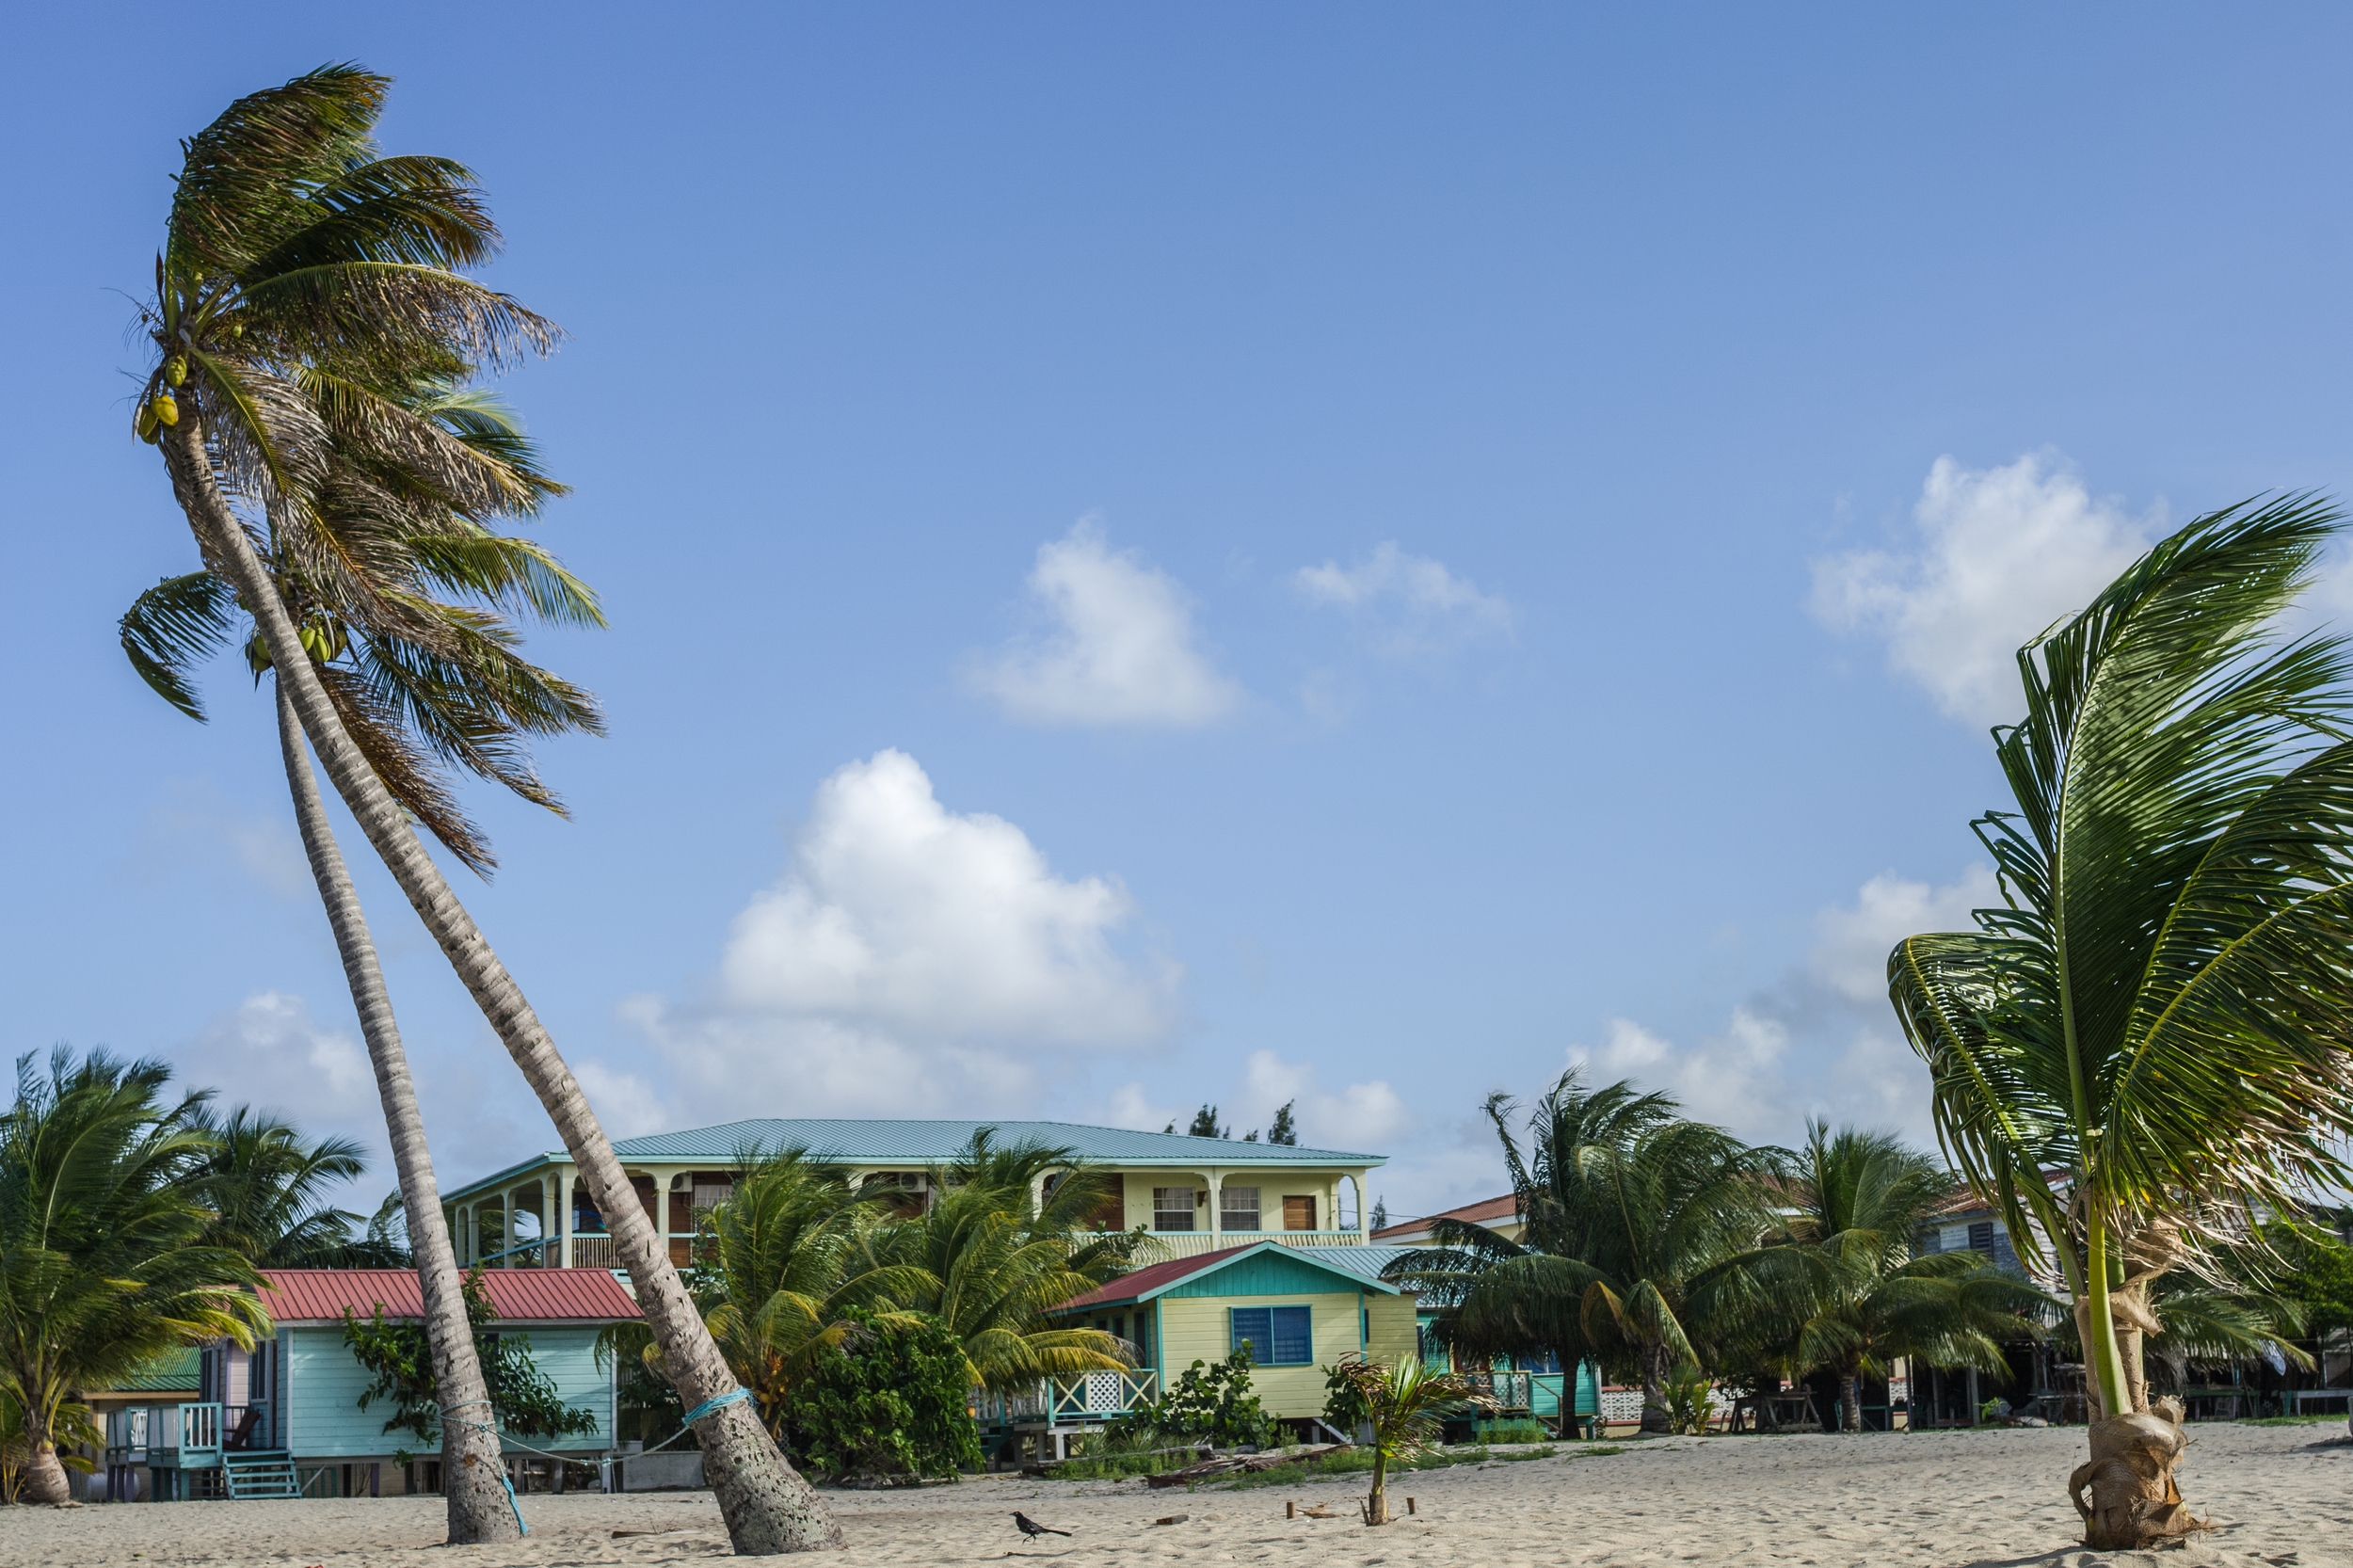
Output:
(101, 1402), (295, 1500)
(976, 1368), (1160, 1463)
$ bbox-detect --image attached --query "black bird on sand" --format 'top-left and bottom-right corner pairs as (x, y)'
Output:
(1013, 1512), (1071, 1538)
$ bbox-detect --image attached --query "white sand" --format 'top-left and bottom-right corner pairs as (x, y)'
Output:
(8, 1423), (2350, 1568)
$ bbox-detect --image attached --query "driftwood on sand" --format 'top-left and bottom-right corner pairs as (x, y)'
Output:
(1144, 1446), (1350, 1488)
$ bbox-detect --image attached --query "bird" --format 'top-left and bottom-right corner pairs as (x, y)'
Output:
(1012, 1512), (1071, 1538)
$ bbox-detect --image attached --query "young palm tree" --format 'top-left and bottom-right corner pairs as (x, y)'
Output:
(1388, 1072), (1778, 1432)
(1694, 1123), (2051, 1430)
(1327, 1354), (1491, 1526)
(124, 368), (601, 1543)
(0, 1050), (272, 1505)
(134, 66), (837, 1552)
(1889, 497), (2353, 1547)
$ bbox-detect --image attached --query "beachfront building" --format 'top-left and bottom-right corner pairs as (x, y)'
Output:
(1369, 1192), (1524, 1246)
(439, 1118), (1385, 1272)
(102, 1269), (636, 1501)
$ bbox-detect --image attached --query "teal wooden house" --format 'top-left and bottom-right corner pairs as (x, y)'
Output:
(102, 1269), (638, 1502)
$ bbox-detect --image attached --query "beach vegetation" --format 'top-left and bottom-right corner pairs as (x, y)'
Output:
(1327, 1353), (1493, 1524)
(783, 1308), (982, 1483)
(1113, 1345), (1277, 1449)
(1888, 497), (2353, 1547)
(0, 1048), (270, 1505)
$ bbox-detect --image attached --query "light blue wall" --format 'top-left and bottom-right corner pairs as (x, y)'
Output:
(281, 1325), (616, 1459)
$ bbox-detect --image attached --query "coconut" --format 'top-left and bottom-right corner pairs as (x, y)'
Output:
(165, 355), (187, 387)
(153, 393), (179, 426)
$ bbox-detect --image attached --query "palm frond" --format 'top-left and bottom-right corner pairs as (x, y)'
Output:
(120, 572), (236, 720)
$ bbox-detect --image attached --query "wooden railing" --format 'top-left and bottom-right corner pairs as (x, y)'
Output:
(568, 1235), (616, 1270)
(1138, 1230), (1369, 1257)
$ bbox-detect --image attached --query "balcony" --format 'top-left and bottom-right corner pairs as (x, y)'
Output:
(1139, 1228), (1369, 1256)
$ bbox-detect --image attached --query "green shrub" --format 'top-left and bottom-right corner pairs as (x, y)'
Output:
(1471, 1417), (1550, 1445)
(1112, 1344), (1275, 1448)
(784, 1309), (981, 1483)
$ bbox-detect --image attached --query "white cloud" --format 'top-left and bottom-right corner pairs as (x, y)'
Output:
(623, 750), (1181, 1121)
(1811, 453), (2158, 728)
(1809, 864), (2001, 1001)
(172, 991), (379, 1145)
(1234, 1048), (1413, 1152)
(968, 520), (1241, 728)
(1572, 1011), (1791, 1143)
(1296, 542), (1514, 657)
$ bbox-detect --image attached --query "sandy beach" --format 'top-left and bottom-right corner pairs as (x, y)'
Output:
(8, 1424), (2349, 1568)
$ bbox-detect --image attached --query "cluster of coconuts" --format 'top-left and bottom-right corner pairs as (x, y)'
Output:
(135, 355), (188, 441)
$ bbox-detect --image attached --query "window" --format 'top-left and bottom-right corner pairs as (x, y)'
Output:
(1221, 1185), (1261, 1232)
(1283, 1195), (1318, 1231)
(1967, 1221), (1995, 1255)
(1229, 1305), (1313, 1366)
(1154, 1187), (1197, 1232)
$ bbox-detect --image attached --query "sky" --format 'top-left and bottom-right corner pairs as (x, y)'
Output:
(9, 5), (2353, 1224)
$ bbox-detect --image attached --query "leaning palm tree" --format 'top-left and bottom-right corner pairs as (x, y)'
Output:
(0, 1049), (272, 1505)
(123, 370), (600, 1541)
(1387, 1072), (1778, 1432)
(1890, 496), (2353, 1548)
(132, 66), (837, 1552)
(1694, 1123), (2051, 1430)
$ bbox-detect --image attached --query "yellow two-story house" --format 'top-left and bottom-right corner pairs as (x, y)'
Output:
(440, 1117), (1385, 1272)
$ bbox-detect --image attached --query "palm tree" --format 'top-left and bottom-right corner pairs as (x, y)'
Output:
(695, 1149), (930, 1438)
(189, 1105), (374, 1266)
(1327, 1354), (1491, 1526)
(0, 1049), (271, 1505)
(1387, 1071), (1777, 1432)
(879, 1135), (1141, 1387)
(122, 363), (600, 1544)
(1889, 497), (2353, 1547)
(131, 67), (837, 1550)
(1695, 1123), (2051, 1430)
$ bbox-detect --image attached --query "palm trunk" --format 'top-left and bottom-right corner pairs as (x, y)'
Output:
(21, 1412), (70, 1505)
(1363, 1450), (1388, 1525)
(162, 417), (840, 1554)
(1838, 1371), (1862, 1433)
(1638, 1343), (1673, 1434)
(275, 679), (515, 1543)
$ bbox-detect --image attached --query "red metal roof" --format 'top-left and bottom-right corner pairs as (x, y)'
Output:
(1371, 1192), (1516, 1239)
(257, 1269), (642, 1325)
(1053, 1245), (1257, 1313)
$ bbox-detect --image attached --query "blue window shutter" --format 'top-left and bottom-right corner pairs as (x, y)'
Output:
(1270, 1306), (1312, 1366)
(1230, 1307), (1272, 1360)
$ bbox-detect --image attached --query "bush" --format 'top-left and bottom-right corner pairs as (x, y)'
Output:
(1471, 1417), (1550, 1445)
(785, 1310), (981, 1483)
(1112, 1345), (1276, 1449)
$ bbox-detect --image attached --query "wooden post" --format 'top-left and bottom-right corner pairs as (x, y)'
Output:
(1287, 1500), (1295, 1518)
(1406, 1497), (1417, 1515)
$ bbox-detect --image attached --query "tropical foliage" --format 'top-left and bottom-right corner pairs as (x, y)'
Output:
(1117, 1346), (1276, 1449)
(1388, 1071), (1779, 1432)
(342, 1267), (599, 1461)
(1695, 1123), (2052, 1431)
(1886, 498), (2353, 1546)
(0, 1049), (272, 1504)
(189, 1105), (384, 1267)
(783, 1309), (983, 1483)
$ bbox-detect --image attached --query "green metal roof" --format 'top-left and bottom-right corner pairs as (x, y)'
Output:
(93, 1347), (200, 1393)
(452, 1118), (1385, 1199)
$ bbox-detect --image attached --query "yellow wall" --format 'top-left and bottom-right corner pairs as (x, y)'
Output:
(1115, 1171), (1356, 1234)
(1157, 1291), (1418, 1417)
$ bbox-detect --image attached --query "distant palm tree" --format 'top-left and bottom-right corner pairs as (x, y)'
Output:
(0, 1050), (270, 1505)
(189, 1106), (374, 1267)
(1889, 497), (2353, 1547)
(1694, 1123), (2051, 1430)
(1388, 1072), (1777, 1432)
(128, 67), (836, 1550)
(884, 1135), (1141, 1388)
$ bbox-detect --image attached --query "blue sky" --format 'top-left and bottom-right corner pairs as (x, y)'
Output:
(9, 6), (2353, 1221)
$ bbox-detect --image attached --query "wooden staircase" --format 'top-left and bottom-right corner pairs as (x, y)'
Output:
(223, 1450), (299, 1499)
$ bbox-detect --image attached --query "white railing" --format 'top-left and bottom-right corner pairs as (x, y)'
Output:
(976, 1369), (1160, 1427)
(1138, 1229), (1369, 1257)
